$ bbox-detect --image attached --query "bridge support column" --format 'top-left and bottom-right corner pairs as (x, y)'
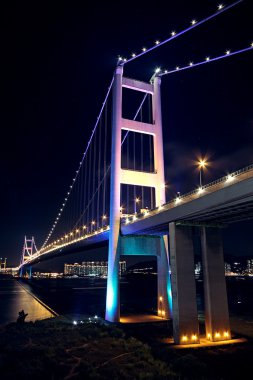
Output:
(105, 66), (123, 322)
(169, 222), (199, 344)
(157, 236), (172, 319)
(28, 266), (32, 279)
(201, 227), (231, 341)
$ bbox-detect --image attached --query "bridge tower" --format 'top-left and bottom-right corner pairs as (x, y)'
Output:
(20, 236), (37, 278)
(106, 66), (172, 322)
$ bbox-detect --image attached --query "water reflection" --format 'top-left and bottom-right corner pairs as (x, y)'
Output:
(0, 278), (55, 325)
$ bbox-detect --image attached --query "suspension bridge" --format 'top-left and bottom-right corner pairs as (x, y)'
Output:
(8, 1), (253, 344)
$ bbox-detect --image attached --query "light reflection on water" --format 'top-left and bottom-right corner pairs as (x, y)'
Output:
(0, 278), (55, 325)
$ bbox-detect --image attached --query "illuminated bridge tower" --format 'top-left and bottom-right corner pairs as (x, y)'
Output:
(20, 236), (37, 279)
(105, 65), (172, 322)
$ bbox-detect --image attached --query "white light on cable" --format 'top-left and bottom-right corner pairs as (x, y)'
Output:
(206, 57), (210, 61)
(155, 67), (161, 74)
(171, 31), (176, 36)
(189, 62), (193, 66)
(142, 47), (147, 52)
(226, 50), (230, 55)
(155, 40), (160, 45)
(191, 19), (197, 25)
(218, 4), (224, 10)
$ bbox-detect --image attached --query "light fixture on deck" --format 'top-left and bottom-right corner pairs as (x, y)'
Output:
(226, 174), (234, 182)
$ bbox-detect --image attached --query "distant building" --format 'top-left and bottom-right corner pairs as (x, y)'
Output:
(225, 262), (232, 276)
(64, 261), (126, 277)
(0, 258), (7, 269)
(246, 259), (253, 275)
(194, 261), (202, 279)
(33, 272), (63, 278)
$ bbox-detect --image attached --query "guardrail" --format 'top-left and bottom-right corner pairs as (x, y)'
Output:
(122, 163), (253, 225)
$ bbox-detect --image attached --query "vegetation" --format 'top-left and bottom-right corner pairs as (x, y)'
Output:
(0, 318), (176, 380)
(1, 316), (253, 379)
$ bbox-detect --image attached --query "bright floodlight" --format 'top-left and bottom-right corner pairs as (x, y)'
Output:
(198, 159), (207, 168)
(218, 4), (224, 10)
(191, 19), (197, 25)
(155, 67), (161, 74)
(171, 31), (176, 36)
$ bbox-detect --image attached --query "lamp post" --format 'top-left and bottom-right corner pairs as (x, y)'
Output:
(134, 197), (140, 214)
(198, 159), (207, 187)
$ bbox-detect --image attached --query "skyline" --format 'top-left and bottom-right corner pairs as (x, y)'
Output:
(2, 0), (253, 266)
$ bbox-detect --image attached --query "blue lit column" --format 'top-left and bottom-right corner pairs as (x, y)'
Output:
(157, 236), (172, 319)
(105, 66), (123, 322)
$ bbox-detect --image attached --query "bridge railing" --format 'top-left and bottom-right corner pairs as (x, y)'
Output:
(122, 162), (253, 224)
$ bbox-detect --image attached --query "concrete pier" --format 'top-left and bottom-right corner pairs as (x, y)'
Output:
(201, 227), (231, 341)
(169, 222), (199, 344)
(105, 66), (123, 322)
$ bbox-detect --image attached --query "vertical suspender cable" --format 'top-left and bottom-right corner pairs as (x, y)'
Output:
(103, 102), (108, 221)
(97, 116), (102, 228)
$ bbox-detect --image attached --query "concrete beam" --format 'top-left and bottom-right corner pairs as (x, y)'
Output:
(121, 235), (160, 256)
(120, 169), (158, 188)
(121, 118), (155, 135)
(122, 77), (154, 94)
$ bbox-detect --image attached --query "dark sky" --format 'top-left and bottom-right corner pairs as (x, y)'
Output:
(2, 0), (253, 268)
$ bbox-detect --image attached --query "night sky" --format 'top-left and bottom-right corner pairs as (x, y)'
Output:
(2, 0), (253, 268)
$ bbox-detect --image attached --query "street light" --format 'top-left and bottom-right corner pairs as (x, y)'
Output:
(198, 159), (207, 187)
(134, 197), (140, 214)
